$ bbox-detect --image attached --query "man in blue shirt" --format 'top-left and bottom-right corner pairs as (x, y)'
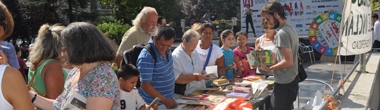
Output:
(0, 41), (20, 69)
(137, 26), (177, 109)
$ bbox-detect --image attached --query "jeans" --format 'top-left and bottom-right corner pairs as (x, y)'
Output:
(270, 77), (299, 110)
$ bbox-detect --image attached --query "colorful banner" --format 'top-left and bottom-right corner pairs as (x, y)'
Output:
(338, 0), (372, 55)
(240, 0), (342, 37)
(308, 12), (341, 56)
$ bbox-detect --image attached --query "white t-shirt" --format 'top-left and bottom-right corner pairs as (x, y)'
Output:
(374, 20), (380, 42)
(195, 40), (224, 67)
(120, 89), (146, 110)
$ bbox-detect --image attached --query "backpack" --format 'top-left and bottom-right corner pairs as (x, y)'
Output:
(121, 42), (157, 88)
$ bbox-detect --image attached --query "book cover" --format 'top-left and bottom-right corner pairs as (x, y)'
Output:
(226, 92), (250, 99)
(206, 95), (226, 103)
(62, 92), (87, 110)
(237, 59), (250, 71)
(251, 82), (268, 98)
(247, 50), (273, 67)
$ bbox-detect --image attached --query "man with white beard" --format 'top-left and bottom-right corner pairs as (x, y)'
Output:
(115, 7), (158, 68)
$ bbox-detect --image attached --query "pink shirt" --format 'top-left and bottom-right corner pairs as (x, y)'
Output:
(233, 46), (256, 77)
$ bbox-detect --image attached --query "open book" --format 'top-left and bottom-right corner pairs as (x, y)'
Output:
(204, 65), (218, 79)
(251, 82), (268, 98)
(246, 50), (273, 67)
(62, 92), (87, 110)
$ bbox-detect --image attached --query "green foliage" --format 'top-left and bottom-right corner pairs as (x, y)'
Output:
(97, 21), (131, 44)
(372, 0), (380, 12)
(196, 0), (240, 20)
(97, 16), (115, 23)
(100, 0), (180, 24)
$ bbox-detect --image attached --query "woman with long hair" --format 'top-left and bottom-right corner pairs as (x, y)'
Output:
(30, 22), (120, 110)
(255, 18), (277, 76)
(28, 24), (67, 99)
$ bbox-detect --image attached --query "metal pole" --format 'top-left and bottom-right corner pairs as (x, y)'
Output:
(319, 52), (372, 110)
(357, 53), (369, 73)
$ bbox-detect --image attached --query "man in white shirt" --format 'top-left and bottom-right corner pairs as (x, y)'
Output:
(372, 14), (380, 51)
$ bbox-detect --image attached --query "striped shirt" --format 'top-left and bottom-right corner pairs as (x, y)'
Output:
(137, 39), (175, 103)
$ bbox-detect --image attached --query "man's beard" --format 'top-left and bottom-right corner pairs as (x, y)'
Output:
(148, 26), (157, 35)
(271, 17), (280, 29)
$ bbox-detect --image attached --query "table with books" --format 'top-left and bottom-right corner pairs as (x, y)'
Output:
(158, 75), (274, 110)
(158, 50), (275, 110)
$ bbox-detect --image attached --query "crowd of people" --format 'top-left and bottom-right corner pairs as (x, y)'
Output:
(0, 1), (301, 110)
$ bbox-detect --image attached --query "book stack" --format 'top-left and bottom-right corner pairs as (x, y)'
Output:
(242, 75), (262, 81)
(213, 79), (228, 85)
(226, 92), (251, 100)
(232, 86), (251, 94)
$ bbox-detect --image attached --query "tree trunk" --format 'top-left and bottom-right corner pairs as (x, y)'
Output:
(68, 0), (74, 22)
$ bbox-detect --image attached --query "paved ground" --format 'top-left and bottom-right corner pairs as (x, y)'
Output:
(295, 61), (355, 108)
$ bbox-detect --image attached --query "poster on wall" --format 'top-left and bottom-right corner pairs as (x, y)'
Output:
(308, 12), (342, 56)
(240, 0), (342, 37)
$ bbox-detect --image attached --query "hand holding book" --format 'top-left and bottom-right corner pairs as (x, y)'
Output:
(246, 50), (273, 67)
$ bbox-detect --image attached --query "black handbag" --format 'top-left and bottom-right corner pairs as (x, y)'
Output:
(297, 53), (307, 82)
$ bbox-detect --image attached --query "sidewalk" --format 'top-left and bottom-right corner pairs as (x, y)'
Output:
(294, 61), (354, 108)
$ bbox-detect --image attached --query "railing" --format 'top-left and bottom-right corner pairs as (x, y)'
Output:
(318, 51), (372, 109)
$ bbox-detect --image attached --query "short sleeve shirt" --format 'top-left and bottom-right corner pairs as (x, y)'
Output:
(137, 39), (175, 103)
(195, 40), (224, 68)
(221, 48), (234, 79)
(233, 46), (256, 77)
(172, 44), (205, 95)
(53, 62), (120, 110)
(273, 23), (299, 84)
(120, 89), (146, 110)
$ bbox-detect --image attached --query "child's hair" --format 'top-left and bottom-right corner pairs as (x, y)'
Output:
(234, 31), (248, 40)
(218, 30), (234, 47)
(117, 64), (140, 80)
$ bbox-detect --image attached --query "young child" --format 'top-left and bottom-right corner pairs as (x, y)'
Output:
(118, 64), (158, 110)
(218, 30), (235, 81)
(233, 31), (256, 77)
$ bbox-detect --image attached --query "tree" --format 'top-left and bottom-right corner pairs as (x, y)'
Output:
(101, 0), (180, 25)
(3, 0), (30, 41)
(195, 0), (240, 20)
(18, 1), (61, 36)
(372, 0), (380, 12)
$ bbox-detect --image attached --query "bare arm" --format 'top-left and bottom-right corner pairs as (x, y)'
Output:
(43, 61), (65, 99)
(29, 92), (55, 110)
(2, 67), (34, 110)
(141, 82), (167, 101)
(270, 47), (293, 70)
(114, 55), (123, 69)
(86, 97), (113, 110)
(255, 38), (261, 50)
(216, 55), (226, 77)
(175, 74), (197, 84)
